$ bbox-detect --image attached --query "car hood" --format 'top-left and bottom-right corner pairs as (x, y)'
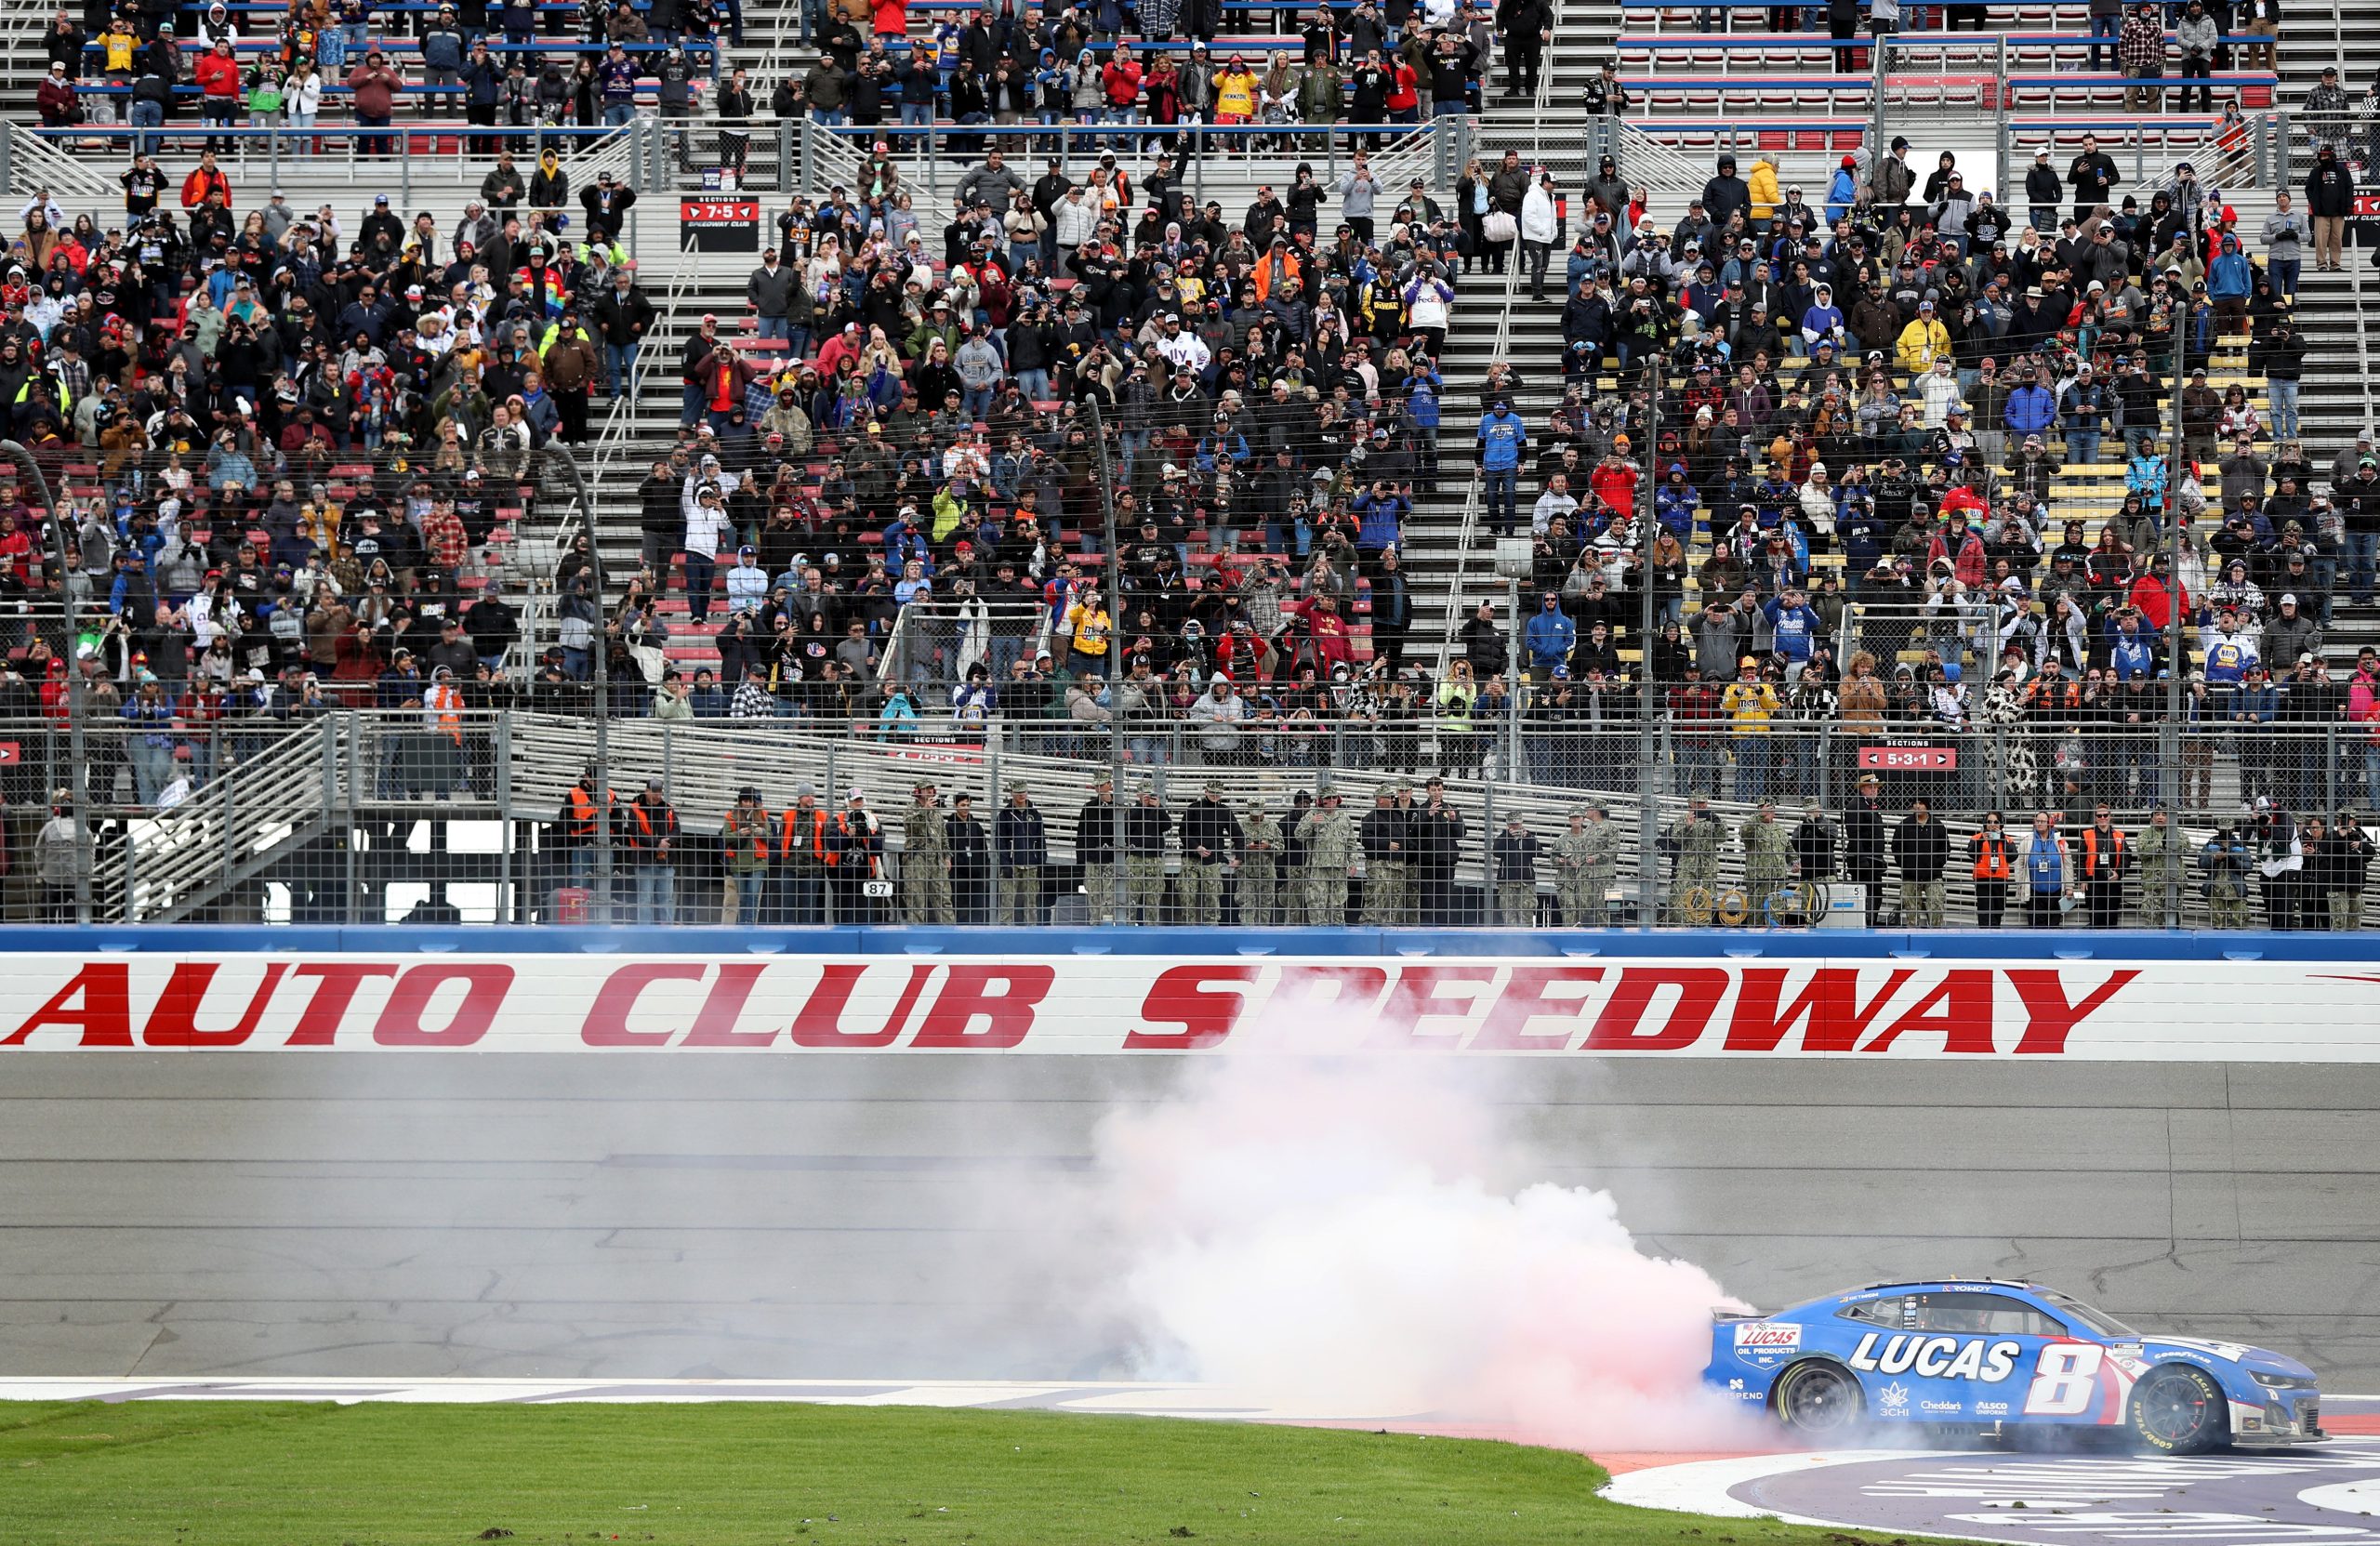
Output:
(2140, 1336), (2317, 1381)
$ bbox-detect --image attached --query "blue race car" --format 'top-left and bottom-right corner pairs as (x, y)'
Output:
(1707, 1278), (2324, 1454)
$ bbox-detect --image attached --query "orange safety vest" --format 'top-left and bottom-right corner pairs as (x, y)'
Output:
(630, 802), (675, 852)
(427, 683), (463, 744)
(725, 810), (772, 865)
(565, 785), (610, 839)
(1970, 831), (2011, 880)
(2082, 826), (2124, 879)
(779, 806), (829, 865)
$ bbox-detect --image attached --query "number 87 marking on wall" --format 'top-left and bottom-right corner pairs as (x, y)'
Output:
(2025, 1343), (2106, 1416)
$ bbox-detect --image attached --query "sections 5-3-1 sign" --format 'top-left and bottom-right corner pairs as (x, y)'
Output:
(680, 198), (760, 252)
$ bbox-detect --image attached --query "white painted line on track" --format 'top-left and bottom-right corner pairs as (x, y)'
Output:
(0, 1376), (1393, 1421)
(1602, 1449), (1977, 1523)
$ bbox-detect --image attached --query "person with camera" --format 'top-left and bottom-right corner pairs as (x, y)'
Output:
(1843, 772), (1891, 926)
(1663, 795), (1725, 922)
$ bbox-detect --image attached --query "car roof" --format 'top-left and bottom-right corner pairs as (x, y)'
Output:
(1850, 1278), (2047, 1295)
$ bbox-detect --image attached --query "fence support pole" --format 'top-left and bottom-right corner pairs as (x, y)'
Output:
(1, 440), (86, 921)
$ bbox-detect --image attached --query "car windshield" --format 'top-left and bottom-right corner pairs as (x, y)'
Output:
(2044, 1291), (2138, 1339)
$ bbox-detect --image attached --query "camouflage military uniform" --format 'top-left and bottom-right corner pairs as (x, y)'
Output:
(1238, 807), (1284, 925)
(901, 787), (952, 924)
(1551, 813), (1620, 926)
(1739, 813), (1795, 924)
(1666, 807), (1726, 920)
(1358, 792), (1410, 927)
(1301, 798), (1358, 926)
(2131, 820), (2178, 928)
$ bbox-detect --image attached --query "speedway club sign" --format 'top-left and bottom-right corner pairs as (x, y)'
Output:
(0, 955), (2376, 1059)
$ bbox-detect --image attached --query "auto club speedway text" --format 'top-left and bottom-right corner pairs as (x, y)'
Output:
(2, 954), (2371, 1057)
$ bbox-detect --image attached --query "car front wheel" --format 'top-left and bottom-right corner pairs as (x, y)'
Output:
(1774, 1360), (1866, 1439)
(2131, 1365), (2228, 1454)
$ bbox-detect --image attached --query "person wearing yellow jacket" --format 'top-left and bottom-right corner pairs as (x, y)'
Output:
(1748, 157), (1781, 225)
(1895, 299), (1952, 374)
(1722, 656), (1781, 802)
(1211, 57), (1260, 123)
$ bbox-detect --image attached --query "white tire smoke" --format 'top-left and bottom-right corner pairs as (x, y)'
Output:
(1082, 1052), (1770, 1450)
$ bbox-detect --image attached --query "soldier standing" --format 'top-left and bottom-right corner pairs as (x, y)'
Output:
(1666, 795), (1726, 920)
(1178, 780), (1241, 926)
(1075, 773), (1121, 924)
(994, 781), (1048, 925)
(1300, 785), (1358, 926)
(1490, 812), (1541, 926)
(1359, 786), (1410, 926)
(1123, 783), (1173, 924)
(2131, 804), (2178, 928)
(2327, 813), (2373, 932)
(902, 779), (954, 924)
(1280, 789), (1315, 926)
(1739, 799), (1794, 925)
(2201, 824), (2252, 927)
(1391, 778), (1423, 921)
(1239, 798), (1284, 925)
(1551, 805), (1616, 926)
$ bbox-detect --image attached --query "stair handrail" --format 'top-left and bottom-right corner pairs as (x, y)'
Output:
(107, 716), (339, 922)
(2, 123), (121, 204)
(2350, 221), (2377, 443)
(1433, 190), (1527, 672)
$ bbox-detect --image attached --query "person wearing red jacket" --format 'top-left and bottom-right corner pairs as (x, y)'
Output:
(345, 48), (404, 155)
(2127, 553), (2190, 633)
(1589, 443), (1638, 519)
(179, 149), (231, 209)
(1938, 479), (1989, 527)
(1282, 591), (1352, 672)
(1100, 45), (1143, 146)
(1926, 518), (1989, 588)
(193, 39), (242, 152)
(35, 61), (77, 126)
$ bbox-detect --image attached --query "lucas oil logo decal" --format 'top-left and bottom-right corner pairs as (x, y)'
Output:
(1733, 1321), (1803, 1369)
(1846, 1333), (2022, 1382)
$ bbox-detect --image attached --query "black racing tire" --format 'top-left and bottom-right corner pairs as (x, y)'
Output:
(2130, 1364), (2228, 1454)
(1773, 1359), (1867, 1440)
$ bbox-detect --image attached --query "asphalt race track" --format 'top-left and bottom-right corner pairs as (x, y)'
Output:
(4, 1055), (2380, 1383)
(1607, 1408), (2380, 1545)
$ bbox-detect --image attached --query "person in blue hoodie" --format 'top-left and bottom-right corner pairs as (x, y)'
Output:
(1352, 480), (1408, 567)
(1401, 368), (1441, 492)
(1762, 586), (1822, 677)
(1798, 282), (1845, 356)
(2206, 234), (2253, 337)
(1656, 462), (1699, 541)
(2003, 365), (2057, 443)
(1524, 592), (1574, 679)
(1476, 397), (1527, 537)
(1825, 153), (1859, 224)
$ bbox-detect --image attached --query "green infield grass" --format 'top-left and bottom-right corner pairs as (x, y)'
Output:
(0, 1399), (1890, 1545)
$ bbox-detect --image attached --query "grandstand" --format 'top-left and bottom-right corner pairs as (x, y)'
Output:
(0, 0), (2373, 932)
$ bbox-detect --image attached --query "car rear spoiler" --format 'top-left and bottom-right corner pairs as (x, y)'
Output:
(1712, 1310), (1765, 1324)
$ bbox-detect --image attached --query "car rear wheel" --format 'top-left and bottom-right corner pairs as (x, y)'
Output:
(2131, 1365), (2228, 1454)
(1774, 1360), (1866, 1439)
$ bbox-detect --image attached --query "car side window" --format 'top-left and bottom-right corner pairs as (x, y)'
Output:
(1842, 1295), (1905, 1326)
(1911, 1291), (2066, 1338)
